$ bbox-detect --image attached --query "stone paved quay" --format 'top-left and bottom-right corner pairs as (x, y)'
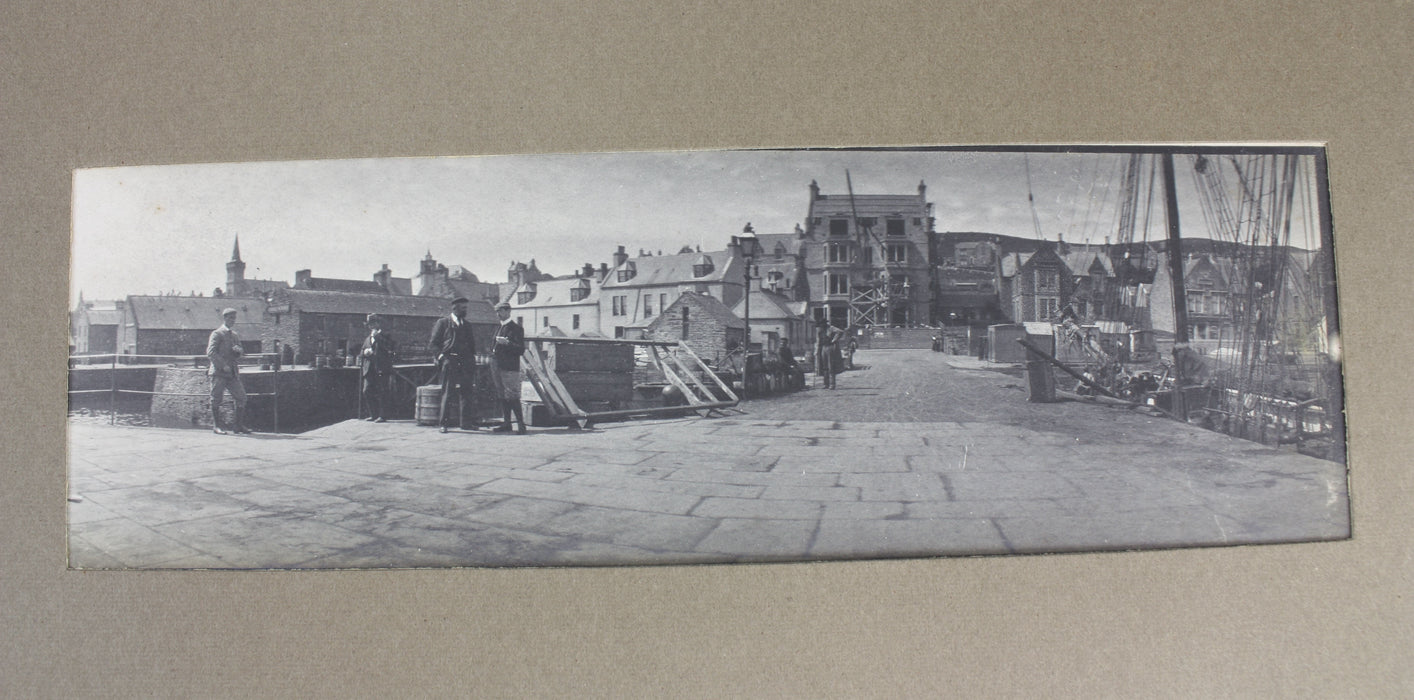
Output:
(66, 350), (1350, 569)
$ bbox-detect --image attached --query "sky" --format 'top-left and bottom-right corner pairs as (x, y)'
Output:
(70, 148), (1325, 304)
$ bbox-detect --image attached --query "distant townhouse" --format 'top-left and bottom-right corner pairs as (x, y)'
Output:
(731, 289), (808, 355)
(1061, 246), (1120, 322)
(598, 245), (745, 339)
(414, 251), (503, 305)
(504, 264), (605, 337)
(797, 180), (936, 328)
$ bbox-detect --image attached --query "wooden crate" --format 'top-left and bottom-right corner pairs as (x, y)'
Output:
(557, 369), (635, 402)
(551, 342), (635, 372)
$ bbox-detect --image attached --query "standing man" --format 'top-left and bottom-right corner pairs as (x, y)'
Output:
(778, 337), (802, 391)
(428, 297), (478, 433)
(813, 318), (844, 390)
(207, 307), (250, 434)
(490, 302), (527, 434)
(359, 313), (397, 422)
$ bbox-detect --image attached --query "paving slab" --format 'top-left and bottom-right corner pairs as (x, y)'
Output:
(66, 349), (1350, 569)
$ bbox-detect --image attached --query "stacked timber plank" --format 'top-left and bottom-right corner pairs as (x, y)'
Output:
(549, 342), (635, 404)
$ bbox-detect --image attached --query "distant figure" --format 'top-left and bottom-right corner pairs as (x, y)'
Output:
(490, 302), (527, 434)
(845, 334), (858, 369)
(778, 338), (802, 390)
(813, 319), (844, 390)
(359, 314), (398, 422)
(207, 307), (250, 434)
(428, 296), (478, 433)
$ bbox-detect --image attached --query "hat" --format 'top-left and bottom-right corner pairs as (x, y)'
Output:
(366, 313), (382, 324)
(221, 307), (237, 316)
(495, 302), (511, 311)
(451, 296), (469, 306)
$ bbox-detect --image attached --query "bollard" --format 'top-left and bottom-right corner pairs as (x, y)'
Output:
(1025, 357), (1057, 403)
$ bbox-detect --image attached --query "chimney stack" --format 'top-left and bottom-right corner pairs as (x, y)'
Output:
(613, 246), (628, 267)
(295, 269), (312, 288)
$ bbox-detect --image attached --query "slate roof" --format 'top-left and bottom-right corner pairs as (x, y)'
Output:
(809, 193), (928, 219)
(385, 278), (413, 295)
(126, 296), (266, 333)
(1062, 249), (1116, 277)
(755, 233), (804, 258)
(277, 289), (498, 323)
(296, 277), (388, 294)
(655, 291), (744, 329)
(600, 249), (741, 289)
(244, 279), (290, 296)
(731, 289), (799, 321)
(506, 276), (600, 309)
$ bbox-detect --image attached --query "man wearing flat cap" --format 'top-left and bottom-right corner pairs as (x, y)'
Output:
(491, 301), (527, 434)
(358, 313), (398, 422)
(207, 307), (250, 434)
(428, 296), (477, 432)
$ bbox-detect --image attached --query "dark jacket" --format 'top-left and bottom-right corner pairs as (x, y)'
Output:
(428, 315), (477, 371)
(358, 329), (398, 377)
(492, 319), (525, 371)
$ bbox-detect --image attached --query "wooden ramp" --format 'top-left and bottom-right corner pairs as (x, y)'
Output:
(520, 337), (738, 428)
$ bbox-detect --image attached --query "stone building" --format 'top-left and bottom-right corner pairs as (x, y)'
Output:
(731, 288), (808, 355)
(263, 288), (497, 364)
(1061, 246), (1120, 322)
(998, 243), (1075, 323)
(70, 296), (122, 355)
(414, 251), (502, 305)
(798, 179), (936, 328)
(646, 291), (745, 361)
(504, 264), (605, 337)
(117, 296), (269, 358)
(599, 245), (745, 339)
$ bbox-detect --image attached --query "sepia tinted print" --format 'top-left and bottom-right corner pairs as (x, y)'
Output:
(67, 146), (1349, 569)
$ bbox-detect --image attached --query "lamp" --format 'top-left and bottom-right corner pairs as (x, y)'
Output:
(735, 224), (763, 396)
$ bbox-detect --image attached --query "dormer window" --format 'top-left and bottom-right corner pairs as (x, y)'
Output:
(774, 244), (785, 260)
(692, 254), (714, 278)
(616, 261), (636, 282)
(517, 283), (537, 305)
(886, 218), (905, 236)
(569, 279), (590, 302)
(829, 219), (849, 237)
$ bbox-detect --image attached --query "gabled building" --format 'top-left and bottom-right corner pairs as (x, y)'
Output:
(998, 243), (1074, 323)
(118, 296), (269, 357)
(70, 296), (123, 355)
(598, 244), (745, 339)
(646, 291), (745, 360)
(1061, 246), (1119, 322)
(751, 231), (810, 302)
(292, 269), (388, 295)
(731, 288), (808, 355)
(798, 179), (935, 328)
(504, 264), (605, 338)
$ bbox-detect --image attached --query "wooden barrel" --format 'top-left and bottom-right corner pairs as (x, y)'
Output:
(415, 385), (442, 425)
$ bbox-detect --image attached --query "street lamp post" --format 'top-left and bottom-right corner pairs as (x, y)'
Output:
(735, 224), (762, 397)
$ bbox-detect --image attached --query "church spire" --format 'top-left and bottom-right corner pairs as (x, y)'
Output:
(231, 236), (242, 262)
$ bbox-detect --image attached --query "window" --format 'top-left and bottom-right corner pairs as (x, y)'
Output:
(886, 218), (905, 237)
(692, 255), (715, 277)
(681, 307), (690, 340)
(862, 246), (873, 265)
(1037, 297), (1060, 319)
(829, 219), (849, 237)
(1036, 267), (1060, 293)
(886, 243), (907, 263)
(517, 291), (534, 304)
(570, 281), (589, 302)
(767, 271), (783, 290)
(913, 217), (923, 226)
(542, 316), (549, 328)
(774, 244), (784, 260)
(572, 314), (580, 330)
(617, 261), (636, 282)
(827, 273), (849, 295)
(614, 326), (625, 338)
(643, 294), (654, 317)
(660, 294), (668, 313)
(612, 295), (626, 316)
(827, 242), (850, 263)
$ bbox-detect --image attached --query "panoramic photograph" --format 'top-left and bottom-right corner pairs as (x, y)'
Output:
(66, 146), (1350, 569)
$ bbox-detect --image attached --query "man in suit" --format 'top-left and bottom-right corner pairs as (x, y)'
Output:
(207, 307), (250, 434)
(428, 296), (477, 433)
(813, 318), (844, 390)
(359, 313), (397, 422)
(490, 302), (527, 434)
